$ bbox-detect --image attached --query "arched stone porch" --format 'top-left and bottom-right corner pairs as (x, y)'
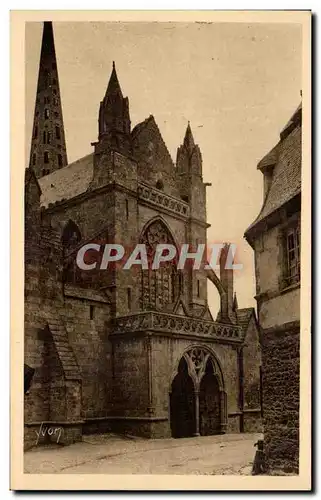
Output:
(169, 346), (228, 438)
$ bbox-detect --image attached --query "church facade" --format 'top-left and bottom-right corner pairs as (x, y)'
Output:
(24, 22), (262, 449)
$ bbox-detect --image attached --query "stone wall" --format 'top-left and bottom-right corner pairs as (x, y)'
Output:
(243, 316), (262, 411)
(64, 293), (111, 419)
(261, 324), (300, 473)
(111, 336), (149, 418)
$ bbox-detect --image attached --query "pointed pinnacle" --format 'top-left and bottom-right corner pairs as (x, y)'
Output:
(232, 292), (238, 312)
(183, 122), (195, 151)
(106, 61), (123, 98)
(41, 21), (56, 57)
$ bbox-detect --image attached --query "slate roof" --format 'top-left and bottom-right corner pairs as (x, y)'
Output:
(246, 104), (302, 234)
(280, 103), (302, 138)
(38, 153), (94, 208)
(257, 142), (281, 171)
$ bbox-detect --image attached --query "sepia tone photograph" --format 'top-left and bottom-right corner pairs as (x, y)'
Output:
(11, 10), (311, 491)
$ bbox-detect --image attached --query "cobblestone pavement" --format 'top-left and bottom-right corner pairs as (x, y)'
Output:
(24, 432), (263, 475)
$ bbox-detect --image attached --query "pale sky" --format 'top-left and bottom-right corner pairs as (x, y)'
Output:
(25, 22), (302, 316)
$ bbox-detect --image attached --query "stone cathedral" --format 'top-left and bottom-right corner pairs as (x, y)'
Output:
(24, 22), (262, 448)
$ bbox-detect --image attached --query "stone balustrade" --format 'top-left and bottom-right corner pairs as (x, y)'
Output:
(138, 183), (190, 217)
(113, 311), (243, 342)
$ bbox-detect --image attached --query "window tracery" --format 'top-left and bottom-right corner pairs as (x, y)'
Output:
(140, 220), (181, 310)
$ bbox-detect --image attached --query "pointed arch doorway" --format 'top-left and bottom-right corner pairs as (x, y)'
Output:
(199, 359), (222, 435)
(170, 347), (227, 438)
(170, 357), (195, 438)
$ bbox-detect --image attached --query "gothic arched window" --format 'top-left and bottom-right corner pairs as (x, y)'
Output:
(140, 220), (181, 311)
(62, 220), (82, 255)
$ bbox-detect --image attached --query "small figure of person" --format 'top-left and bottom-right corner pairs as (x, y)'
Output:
(252, 439), (265, 475)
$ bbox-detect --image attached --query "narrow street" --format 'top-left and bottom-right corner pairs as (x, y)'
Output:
(24, 432), (262, 475)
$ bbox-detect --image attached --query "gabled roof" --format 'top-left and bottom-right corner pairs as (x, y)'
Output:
(39, 153), (94, 208)
(131, 115), (154, 139)
(245, 104), (302, 236)
(131, 114), (175, 170)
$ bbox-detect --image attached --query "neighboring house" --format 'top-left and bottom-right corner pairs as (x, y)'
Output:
(24, 22), (262, 449)
(245, 104), (301, 473)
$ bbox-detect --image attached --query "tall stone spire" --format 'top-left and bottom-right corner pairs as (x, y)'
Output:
(29, 22), (68, 178)
(97, 61), (131, 155)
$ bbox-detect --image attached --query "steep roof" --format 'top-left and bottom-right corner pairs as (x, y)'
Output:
(257, 142), (281, 171)
(245, 104), (302, 235)
(38, 153), (94, 208)
(280, 103), (302, 138)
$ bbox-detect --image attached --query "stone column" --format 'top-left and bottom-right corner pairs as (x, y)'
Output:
(146, 335), (154, 415)
(194, 390), (200, 436)
(220, 391), (228, 433)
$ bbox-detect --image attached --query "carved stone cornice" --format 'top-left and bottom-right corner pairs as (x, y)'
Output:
(111, 311), (243, 343)
(138, 183), (190, 218)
